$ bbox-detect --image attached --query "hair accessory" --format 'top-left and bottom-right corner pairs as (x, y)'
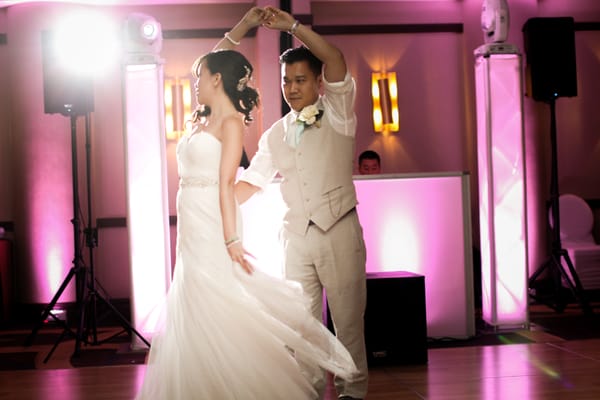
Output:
(236, 65), (251, 92)
(224, 31), (240, 46)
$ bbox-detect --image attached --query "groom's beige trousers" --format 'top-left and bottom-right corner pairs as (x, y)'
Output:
(281, 209), (368, 399)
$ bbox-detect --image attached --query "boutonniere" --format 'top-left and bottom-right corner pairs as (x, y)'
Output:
(297, 105), (324, 129)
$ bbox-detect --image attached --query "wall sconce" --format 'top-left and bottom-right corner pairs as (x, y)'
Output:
(164, 77), (193, 141)
(371, 72), (399, 133)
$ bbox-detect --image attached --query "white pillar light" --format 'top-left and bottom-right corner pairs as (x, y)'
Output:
(121, 13), (171, 348)
(474, 43), (529, 329)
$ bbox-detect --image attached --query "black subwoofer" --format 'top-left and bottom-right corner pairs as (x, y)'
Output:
(364, 271), (427, 365)
(327, 271), (428, 366)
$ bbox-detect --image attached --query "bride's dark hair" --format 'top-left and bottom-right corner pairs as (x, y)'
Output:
(191, 49), (260, 125)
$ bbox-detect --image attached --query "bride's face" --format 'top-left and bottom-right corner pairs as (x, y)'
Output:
(194, 63), (215, 105)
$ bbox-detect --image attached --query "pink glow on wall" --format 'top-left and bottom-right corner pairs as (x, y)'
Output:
(44, 240), (69, 296)
(242, 173), (475, 339)
(475, 46), (529, 328)
(26, 122), (76, 304)
(31, 207), (73, 301)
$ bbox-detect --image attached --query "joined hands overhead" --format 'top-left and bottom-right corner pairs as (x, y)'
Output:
(242, 6), (297, 33)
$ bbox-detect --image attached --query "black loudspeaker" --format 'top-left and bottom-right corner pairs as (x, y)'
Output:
(41, 30), (94, 116)
(522, 17), (577, 102)
(327, 271), (428, 366)
(364, 271), (427, 365)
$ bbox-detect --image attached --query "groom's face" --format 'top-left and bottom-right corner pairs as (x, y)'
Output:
(281, 60), (322, 112)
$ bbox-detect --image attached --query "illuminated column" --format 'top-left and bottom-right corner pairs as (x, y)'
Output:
(122, 14), (171, 347)
(474, 43), (529, 328)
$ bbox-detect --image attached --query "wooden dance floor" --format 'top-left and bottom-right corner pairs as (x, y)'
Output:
(1, 303), (600, 399)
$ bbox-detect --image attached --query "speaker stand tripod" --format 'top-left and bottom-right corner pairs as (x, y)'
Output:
(528, 97), (593, 315)
(25, 108), (150, 362)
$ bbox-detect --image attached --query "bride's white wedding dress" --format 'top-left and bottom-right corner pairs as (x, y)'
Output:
(136, 131), (357, 399)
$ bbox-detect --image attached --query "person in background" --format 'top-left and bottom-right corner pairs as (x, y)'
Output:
(223, 6), (369, 400)
(358, 149), (381, 175)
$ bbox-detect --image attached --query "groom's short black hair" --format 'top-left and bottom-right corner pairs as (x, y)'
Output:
(280, 46), (323, 77)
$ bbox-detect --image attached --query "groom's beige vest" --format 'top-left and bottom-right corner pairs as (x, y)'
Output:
(267, 113), (358, 236)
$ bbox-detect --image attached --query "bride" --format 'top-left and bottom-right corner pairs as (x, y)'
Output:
(135, 46), (357, 400)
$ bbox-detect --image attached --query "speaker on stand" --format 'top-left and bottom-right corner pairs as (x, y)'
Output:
(41, 30), (94, 117)
(523, 17), (577, 102)
(523, 17), (592, 315)
(26, 30), (150, 362)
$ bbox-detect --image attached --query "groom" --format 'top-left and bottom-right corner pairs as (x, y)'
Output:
(217, 7), (368, 399)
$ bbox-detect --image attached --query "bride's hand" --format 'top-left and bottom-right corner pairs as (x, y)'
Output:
(227, 242), (254, 274)
(242, 6), (271, 28)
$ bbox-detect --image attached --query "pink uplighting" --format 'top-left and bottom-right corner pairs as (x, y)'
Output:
(26, 127), (76, 304)
(44, 241), (68, 297)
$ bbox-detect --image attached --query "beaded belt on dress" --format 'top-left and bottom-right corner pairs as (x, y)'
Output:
(179, 176), (218, 188)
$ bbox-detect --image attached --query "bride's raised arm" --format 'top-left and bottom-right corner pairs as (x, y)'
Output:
(213, 7), (269, 52)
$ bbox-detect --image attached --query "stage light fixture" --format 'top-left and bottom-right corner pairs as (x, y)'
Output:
(123, 12), (162, 64)
(141, 21), (159, 41)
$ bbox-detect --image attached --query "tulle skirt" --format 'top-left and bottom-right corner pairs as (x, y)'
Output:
(135, 185), (357, 399)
